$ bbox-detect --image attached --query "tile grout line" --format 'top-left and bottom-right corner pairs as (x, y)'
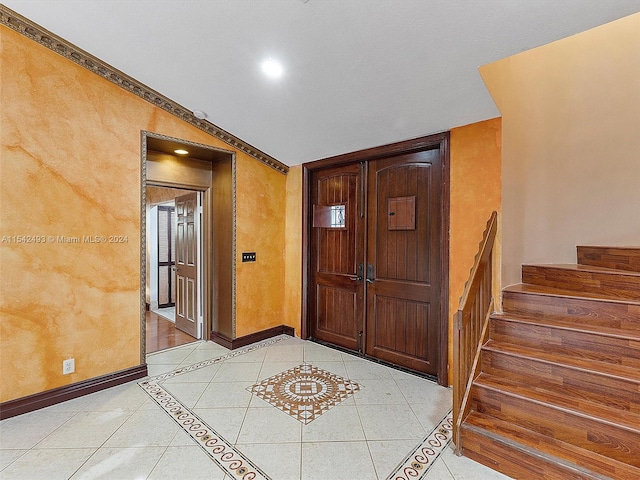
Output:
(384, 410), (454, 480)
(140, 337), (453, 480)
(142, 445), (171, 480)
(72, 386), (168, 479)
(145, 336), (288, 383)
(150, 381), (271, 480)
(138, 337), (291, 480)
(232, 345), (268, 448)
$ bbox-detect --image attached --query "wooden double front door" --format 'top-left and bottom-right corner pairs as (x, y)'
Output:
(308, 138), (446, 379)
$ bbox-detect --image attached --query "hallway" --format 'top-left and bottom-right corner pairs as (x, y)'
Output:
(0, 337), (509, 479)
(146, 310), (196, 354)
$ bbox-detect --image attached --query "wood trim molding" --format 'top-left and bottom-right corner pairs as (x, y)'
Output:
(438, 132), (451, 386)
(210, 325), (295, 350)
(0, 4), (288, 175)
(301, 132), (451, 386)
(0, 365), (148, 420)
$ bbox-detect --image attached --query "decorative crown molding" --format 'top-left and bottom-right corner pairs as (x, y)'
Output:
(0, 4), (289, 175)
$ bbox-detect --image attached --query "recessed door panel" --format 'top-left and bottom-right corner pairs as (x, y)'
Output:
(316, 284), (358, 342)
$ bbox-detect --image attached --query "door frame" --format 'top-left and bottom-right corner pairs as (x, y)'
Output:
(140, 131), (236, 361)
(301, 132), (450, 385)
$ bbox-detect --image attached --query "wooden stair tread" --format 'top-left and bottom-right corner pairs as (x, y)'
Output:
(475, 372), (640, 433)
(483, 340), (640, 382)
(463, 411), (640, 480)
(490, 312), (640, 341)
(457, 250), (640, 478)
(502, 283), (640, 305)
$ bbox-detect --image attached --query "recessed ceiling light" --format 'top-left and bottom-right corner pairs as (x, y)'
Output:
(261, 58), (284, 79)
(174, 149), (189, 155)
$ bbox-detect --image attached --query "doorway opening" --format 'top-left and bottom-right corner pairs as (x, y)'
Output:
(146, 187), (202, 353)
(302, 133), (450, 385)
(140, 131), (236, 359)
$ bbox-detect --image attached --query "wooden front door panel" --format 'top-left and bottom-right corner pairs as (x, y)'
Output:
(308, 144), (443, 377)
(310, 164), (365, 351)
(366, 151), (441, 375)
(175, 192), (198, 338)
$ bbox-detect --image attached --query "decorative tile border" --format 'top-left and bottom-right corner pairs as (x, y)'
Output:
(140, 336), (452, 480)
(147, 335), (287, 382)
(248, 363), (360, 424)
(139, 337), (291, 479)
(386, 410), (454, 480)
(139, 380), (271, 480)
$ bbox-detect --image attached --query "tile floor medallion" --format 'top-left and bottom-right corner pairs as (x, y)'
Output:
(134, 335), (458, 480)
(385, 411), (453, 480)
(247, 364), (361, 424)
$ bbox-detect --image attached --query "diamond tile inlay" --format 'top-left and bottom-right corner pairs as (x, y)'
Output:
(248, 364), (360, 424)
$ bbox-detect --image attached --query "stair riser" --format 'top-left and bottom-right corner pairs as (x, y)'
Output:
(578, 246), (640, 273)
(471, 386), (640, 466)
(502, 291), (640, 332)
(522, 265), (640, 300)
(460, 427), (592, 480)
(490, 319), (640, 369)
(481, 350), (640, 416)
(464, 413), (640, 479)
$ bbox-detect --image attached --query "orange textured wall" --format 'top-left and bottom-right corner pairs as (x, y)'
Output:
(235, 157), (287, 338)
(481, 13), (640, 286)
(283, 166), (303, 335)
(0, 25), (287, 402)
(449, 118), (502, 383)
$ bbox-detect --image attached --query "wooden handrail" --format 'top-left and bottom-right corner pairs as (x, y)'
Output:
(453, 211), (498, 454)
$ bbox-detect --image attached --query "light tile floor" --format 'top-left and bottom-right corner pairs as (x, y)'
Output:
(0, 336), (511, 479)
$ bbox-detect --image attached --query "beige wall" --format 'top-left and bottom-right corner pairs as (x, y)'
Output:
(0, 25), (287, 403)
(480, 13), (640, 286)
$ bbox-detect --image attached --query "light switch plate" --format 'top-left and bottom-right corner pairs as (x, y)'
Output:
(242, 252), (256, 262)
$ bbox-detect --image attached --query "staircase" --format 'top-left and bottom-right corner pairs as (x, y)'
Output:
(458, 246), (640, 479)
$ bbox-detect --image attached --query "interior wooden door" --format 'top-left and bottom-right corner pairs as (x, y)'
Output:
(175, 192), (199, 338)
(309, 163), (365, 351)
(365, 150), (442, 375)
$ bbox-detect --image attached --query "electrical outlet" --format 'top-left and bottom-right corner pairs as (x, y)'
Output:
(62, 358), (75, 375)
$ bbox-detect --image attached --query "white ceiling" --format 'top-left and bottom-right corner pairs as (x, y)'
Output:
(5, 0), (640, 166)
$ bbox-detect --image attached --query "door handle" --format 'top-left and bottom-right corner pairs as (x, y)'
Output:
(348, 263), (364, 282)
(366, 264), (375, 284)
